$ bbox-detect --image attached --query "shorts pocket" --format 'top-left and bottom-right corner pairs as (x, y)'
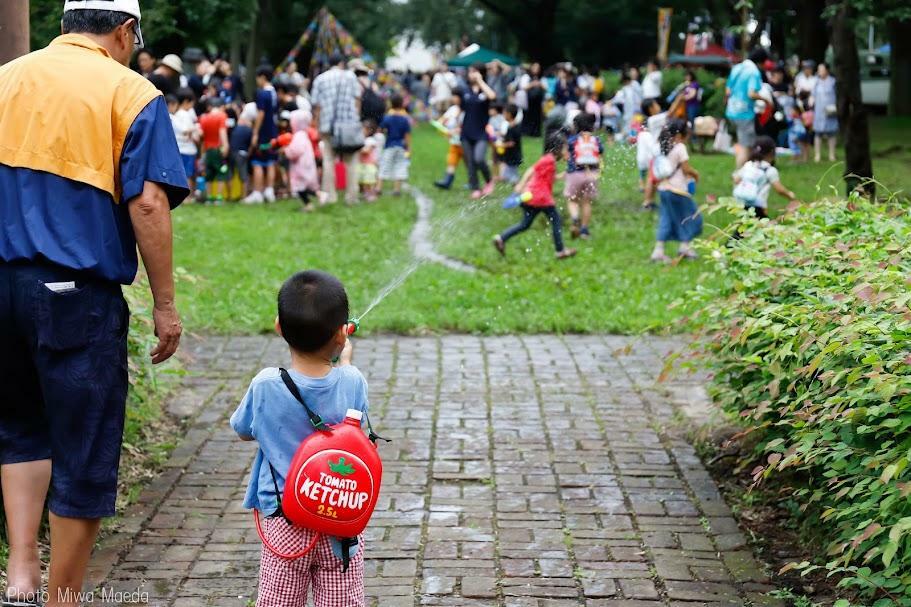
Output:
(35, 282), (93, 351)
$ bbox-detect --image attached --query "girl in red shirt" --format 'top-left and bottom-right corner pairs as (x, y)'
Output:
(492, 135), (577, 260)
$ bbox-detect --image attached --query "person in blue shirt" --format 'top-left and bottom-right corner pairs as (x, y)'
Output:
(377, 94), (412, 197)
(245, 65), (280, 203)
(0, 2), (188, 604)
(230, 270), (370, 606)
(725, 47), (768, 168)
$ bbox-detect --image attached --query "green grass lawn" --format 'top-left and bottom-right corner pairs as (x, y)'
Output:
(172, 116), (911, 336)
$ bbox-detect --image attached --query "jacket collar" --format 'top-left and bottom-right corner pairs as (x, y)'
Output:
(50, 34), (114, 60)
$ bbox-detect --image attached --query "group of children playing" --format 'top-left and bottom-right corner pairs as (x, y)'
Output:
(167, 86), (414, 211)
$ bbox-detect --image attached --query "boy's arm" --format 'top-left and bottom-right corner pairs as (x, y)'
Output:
(338, 338), (353, 366)
(229, 384), (257, 441)
(252, 110), (264, 148)
(220, 126), (229, 156)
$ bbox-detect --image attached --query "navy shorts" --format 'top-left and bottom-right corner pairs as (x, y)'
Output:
(0, 261), (130, 519)
(251, 148), (278, 167)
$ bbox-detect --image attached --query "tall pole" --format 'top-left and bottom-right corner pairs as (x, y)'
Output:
(0, 0), (29, 66)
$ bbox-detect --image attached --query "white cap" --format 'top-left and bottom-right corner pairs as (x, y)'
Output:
(160, 53), (184, 75)
(63, 0), (144, 48)
(345, 409), (363, 421)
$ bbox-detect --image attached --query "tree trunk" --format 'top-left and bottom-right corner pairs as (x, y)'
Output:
(244, 0), (262, 102)
(887, 17), (911, 117)
(796, 0), (828, 62)
(829, 0), (874, 198)
(0, 0), (29, 66)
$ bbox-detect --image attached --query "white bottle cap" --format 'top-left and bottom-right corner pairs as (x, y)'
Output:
(346, 409), (363, 421)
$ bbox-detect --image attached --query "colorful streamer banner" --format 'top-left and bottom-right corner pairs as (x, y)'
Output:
(277, 7), (365, 73)
(657, 7), (673, 62)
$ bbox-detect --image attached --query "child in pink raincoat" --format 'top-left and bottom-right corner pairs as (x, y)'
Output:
(284, 109), (322, 212)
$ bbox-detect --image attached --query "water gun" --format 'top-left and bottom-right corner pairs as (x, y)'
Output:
(346, 318), (360, 336)
(430, 119), (449, 137)
(503, 191), (532, 209)
(260, 132), (293, 151)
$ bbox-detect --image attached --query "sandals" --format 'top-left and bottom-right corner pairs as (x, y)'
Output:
(650, 252), (672, 264)
(555, 248), (577, 260)
(492, 236), (506, 257)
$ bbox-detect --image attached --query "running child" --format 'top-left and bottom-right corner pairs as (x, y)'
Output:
(492, 134), (577, 260)
(230, 270), (369, 607)
(565, 112), (604, 240)
(377, 94), (412, 197)
(733, 135), (798, 219)
(651, 119), (701, 263)
(433, 91), (463, 190)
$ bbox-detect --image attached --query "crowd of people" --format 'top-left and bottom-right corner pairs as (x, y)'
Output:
(135, 43), (828, 261)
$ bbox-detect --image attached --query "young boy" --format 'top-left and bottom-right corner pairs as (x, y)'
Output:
(245, 65), (279, 204)
(198, 98), (230, 202)
(637, 94), (685, 209)
(231, 270), (369, 606)
(500, 104), (523, 185)
(433, 92), (463, 189)
(172, 88), (200, 193)
(377, 94), (412, 197)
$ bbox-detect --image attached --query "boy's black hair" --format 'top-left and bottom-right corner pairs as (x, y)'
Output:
(750, 135), (777, 162)
(620, 74), (631, 84)
(573, 111), (596, 133)
(451, 87), (465, 98)
(640, 98), (660, 116)
(390, 93), (405, 109)
(165, 94), (178, 106)
(748, 47), (769, 65)
(176, 87), (196, 105)
(277, 271), (349, 353)
(544, 132), (566, 156)
(256, 64), (274, 81)
(504, 103), (519, 119)
(489, 102), (504, 113)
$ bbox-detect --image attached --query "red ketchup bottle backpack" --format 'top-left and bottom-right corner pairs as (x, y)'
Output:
(254, 368), (386, 571)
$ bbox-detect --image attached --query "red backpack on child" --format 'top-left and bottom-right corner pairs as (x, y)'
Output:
(254, 369), (387, 571)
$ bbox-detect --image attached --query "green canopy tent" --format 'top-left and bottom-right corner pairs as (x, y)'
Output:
(447, 44), (519, 67)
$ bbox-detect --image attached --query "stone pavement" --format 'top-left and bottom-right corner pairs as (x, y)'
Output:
(91, 335), (779, 607)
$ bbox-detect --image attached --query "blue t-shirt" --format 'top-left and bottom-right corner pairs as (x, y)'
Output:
(726, 60), (762, 121)
(256, 86), (279, 142)
(230, 365), (370, 515)
(0, 96), (188, 284)
(379, 113), (411, 149)
(460, 89), (490, 142)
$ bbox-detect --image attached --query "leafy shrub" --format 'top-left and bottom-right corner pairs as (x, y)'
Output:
(685, 197), (911, 605)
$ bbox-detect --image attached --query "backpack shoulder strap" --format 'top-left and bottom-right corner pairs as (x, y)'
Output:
(279, 368), (331, 431)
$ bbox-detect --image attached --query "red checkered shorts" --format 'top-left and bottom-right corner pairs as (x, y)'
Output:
(256, 516), (365, 607)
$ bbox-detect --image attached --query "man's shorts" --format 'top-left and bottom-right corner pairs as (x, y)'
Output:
(181, 153), (196, 179)
(732, 118), (757, 148)
(0, 261), (130, 519)
(205, 148), (227, 182)
(251, 148), (278, 168)
(378, 146), (409, 181)
(446, 143), (463, 167)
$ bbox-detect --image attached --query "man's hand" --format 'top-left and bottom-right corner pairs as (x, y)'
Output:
(151, 301), (182, 364)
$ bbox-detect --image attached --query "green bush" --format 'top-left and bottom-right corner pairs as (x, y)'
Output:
(685, 197), (911, 605)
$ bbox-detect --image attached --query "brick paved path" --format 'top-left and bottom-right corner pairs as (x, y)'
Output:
(91, 335), (779, 607)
